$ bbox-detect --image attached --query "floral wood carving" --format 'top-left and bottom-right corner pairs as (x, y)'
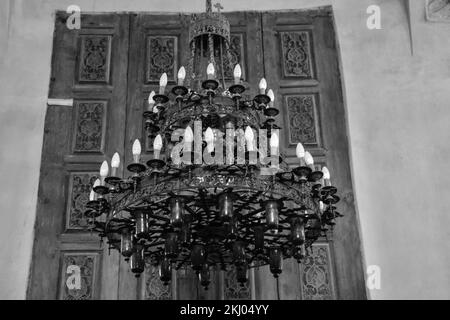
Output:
(78, 35), (112, 83)
(144, 262), (172, 300)
(280, 31), (314, 78)
(147, 36), (178, 83)
(67, 173), (98, 230)
(60, 253), (98, 300)
(300, 244), (335, 300)
(73, 101), (106, 153)
(285, 94), (319, 145)
(224, 268), (251, 300)
(426, 0), (450, 22)
(215, 33), (245, 80)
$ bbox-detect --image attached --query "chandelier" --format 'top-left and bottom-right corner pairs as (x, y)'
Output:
(85, 0), (341, 290)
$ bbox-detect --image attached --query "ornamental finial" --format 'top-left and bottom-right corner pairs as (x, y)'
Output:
(214, 2), (224, 14)
(206, 0), (212, 14)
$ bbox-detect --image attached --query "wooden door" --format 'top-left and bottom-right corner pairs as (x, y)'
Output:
(27, 12), (130, 300)
(259, 8), (366, 299)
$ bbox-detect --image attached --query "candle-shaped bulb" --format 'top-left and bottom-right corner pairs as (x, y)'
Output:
(148, 91), (156, 108)
(93, 179), (101, 189)
(319, 200), (325, 213)
(304, 151), (314, 169)
(111, 152), (120, 177)
(99, 161), (109, 186)
(89, 189), (96, 202)
(270, 132), (279, 158)
(111, 152), (120, 169)
(184, 126), (194, 143)
(245, 126), (254, 152)
(322, 166), (330, 180)
(132, 139), (142, 163)
(153, 134), (163, 159)
(296, 143), (305, 158)
(153, 134), (163, 151)
(259, 78), (267, 94)
(233, 64), (242, 84)
(205, 127), (214, 153)
(322, 166), (331, 186)
(100, 161), (109, 178)
(177, 66), (186, 86)
(267, 89), (275, 107)
(159, 73), (168, 94)
(270, 132), (279, 148)
(184, 126), (194, 153)
(207, 63), (215, 80)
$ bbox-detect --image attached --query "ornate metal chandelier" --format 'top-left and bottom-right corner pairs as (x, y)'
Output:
(85, 0), (341, 290)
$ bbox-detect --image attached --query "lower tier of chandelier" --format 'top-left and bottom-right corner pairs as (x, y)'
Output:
(88, 162), (341, 277)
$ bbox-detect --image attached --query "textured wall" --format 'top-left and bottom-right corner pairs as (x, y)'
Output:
(0, 0), (449, 299)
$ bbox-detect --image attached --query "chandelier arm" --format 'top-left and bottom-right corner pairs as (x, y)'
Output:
(219, 38), (226, 90)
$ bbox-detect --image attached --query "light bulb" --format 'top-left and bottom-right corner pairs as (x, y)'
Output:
(245, 126), (254, 152)
(233, 64), (242, 84)
(153, 134), (163, 151)
(322, 166), (330, 180)
(184, 126), (194, 154)
(267, 89), (275, 107)
(205, 127), (214, 153)
(89, 189), (96, 202)
(270, 132), (279, 149)
(153, 134), (163, 159)
(159, 73), (168, 94)
(270, 132), (279, 158)
(296, 143), (305, 158)
(93, 179), (101, 188)
(259, 78), (267, 94)
(207, 63), (215, 80)
(132, 139), (141, 163)
(148, 91), (155, 107)
(100, 161), (109, 178)
(111, 152), (120, 177)
(304, 151), (314, 168)
(322, 166), (331, 186)
(205, 127), (214, 142)
(153, 105), (159, 114)
(184, 126), (194, 143)
(177, 66), (186, 86)
(111, 152), (120, 169)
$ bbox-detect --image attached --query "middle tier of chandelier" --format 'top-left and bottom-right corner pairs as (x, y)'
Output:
(86, 7), (341, 290)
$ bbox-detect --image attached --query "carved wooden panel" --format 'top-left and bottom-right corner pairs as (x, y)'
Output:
(78, 35), (112, 83)
(59, 252), (100, 300)
(216, 33), (245, 80)
(144, 262), (172, 300)
(66, 172), (98, 230)
(72, 100), (107, 153)
(223, 268), (251, 300)
(280, 31), (314, 79)
(426, 0), (450, 22)
(284, 94), (320, 146)
(146, 36), (178, 83)
(300, 243), (336, 300)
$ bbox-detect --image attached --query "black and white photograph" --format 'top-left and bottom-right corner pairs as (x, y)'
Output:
(0, 0), (449, 306)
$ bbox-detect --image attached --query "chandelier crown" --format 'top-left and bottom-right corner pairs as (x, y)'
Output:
(189, 0), (230, 43)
